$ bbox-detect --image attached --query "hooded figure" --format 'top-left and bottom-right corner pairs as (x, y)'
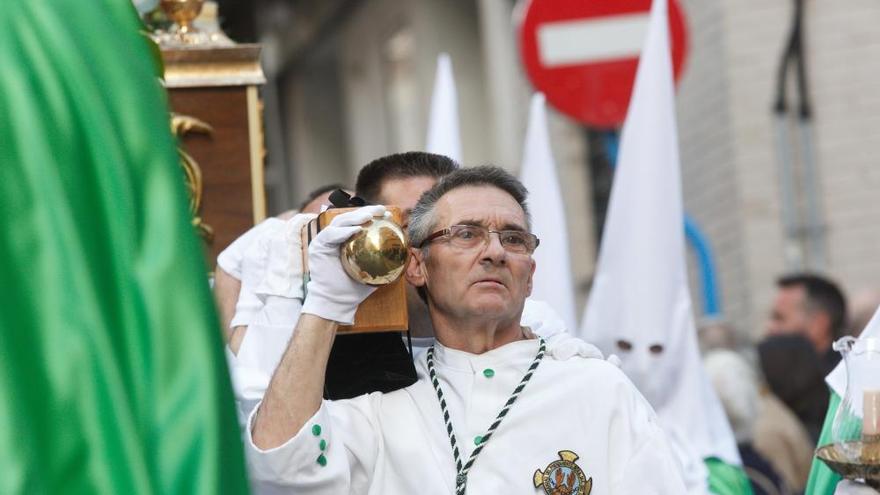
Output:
(578, 0), (747, 493)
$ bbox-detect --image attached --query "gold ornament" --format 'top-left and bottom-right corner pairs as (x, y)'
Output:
(340, 213), (408, 286)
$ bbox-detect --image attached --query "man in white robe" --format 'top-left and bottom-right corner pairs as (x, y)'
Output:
(246, 166), (687, 494)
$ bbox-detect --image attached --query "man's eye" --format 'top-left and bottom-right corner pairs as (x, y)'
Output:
(456, 229), (477, 240)
(502, 233), (526, 245)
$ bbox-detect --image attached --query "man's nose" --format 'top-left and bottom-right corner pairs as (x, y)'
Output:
(480, 232), (507, 263)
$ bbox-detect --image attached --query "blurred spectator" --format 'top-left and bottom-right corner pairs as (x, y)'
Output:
(766, 273), (847, 372)
(277, 183), (348, 220)
(752, 388), (814, 493)
(758, 334), (829, 442)
(698, 320), (814, 491)
(704, 350), (789, 495)
(849, 289), (880, 337)
(698, 319), (741, 354)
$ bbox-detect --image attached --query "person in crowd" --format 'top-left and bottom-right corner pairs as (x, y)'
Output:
(224, 153), (459, 415)
(214, 183), (348, 343)
(758, 334), (829, 442)
(698, 320), (741, 355)
(699, 321), (814, 492)
(704, 350), (790, 495)
(766, 273), (848, 373)
(323, 152), (460, 398)
(246, 166), (687, 493)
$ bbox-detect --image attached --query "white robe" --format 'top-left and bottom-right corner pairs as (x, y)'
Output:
(245, 338), (687, 494)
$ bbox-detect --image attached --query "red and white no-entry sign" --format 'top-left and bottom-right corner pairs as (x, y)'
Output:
(518, 0), (688, 128)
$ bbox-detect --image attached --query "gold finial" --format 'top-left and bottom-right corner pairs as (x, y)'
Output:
(339, 213), (408, 286)
(160, 0), (204, 34)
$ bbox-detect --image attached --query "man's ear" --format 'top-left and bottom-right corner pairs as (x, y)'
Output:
(808, 311), (833, 350)
(405, 247), (427, 289)
(525, 258), (536, 297)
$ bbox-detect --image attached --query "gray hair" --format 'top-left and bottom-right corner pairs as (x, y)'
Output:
(408, 165), (532, 249)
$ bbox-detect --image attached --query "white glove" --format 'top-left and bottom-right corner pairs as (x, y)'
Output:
(300, 205), (385, 325)
(834, 481), (880, 495)
(543, 332), (605, 361)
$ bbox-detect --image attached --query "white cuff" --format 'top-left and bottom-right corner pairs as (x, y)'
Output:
(245, 402), (336, 484)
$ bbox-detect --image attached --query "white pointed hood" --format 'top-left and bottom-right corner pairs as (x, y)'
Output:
(519, 93), (578, 331)
(577, 0), (741, 475)
(425, 53), (461, 162)
(826, 306), (880, 396)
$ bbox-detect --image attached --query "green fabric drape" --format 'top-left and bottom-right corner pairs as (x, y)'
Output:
(0, 2), (249, 493)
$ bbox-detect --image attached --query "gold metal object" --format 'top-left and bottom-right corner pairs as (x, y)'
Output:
(247, 85), (266, 223)
(816, 442), (880, 489)
(153, 0), (235, 48)
(340, 215), (408, 286)
(160, 45), (264, 88)
(158, 36), (265, 223)
(160, 0), (204, 33)
(170, 113), (214, 241)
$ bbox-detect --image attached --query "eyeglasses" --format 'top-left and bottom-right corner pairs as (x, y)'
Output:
(417, 224), (540, 254)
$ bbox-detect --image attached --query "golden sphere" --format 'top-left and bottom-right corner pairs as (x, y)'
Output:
(340, 215), (408, 286)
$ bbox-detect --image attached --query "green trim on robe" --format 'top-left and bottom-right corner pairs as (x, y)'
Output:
(805, 391), (843, 495)
(705, 457), (755, 495)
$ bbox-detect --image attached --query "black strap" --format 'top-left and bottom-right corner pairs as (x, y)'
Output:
(328, 189), (368, 208)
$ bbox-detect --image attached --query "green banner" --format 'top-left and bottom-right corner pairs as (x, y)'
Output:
(0, 2), (249, 494)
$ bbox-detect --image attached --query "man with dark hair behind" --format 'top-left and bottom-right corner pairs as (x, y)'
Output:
(766, 272), (848, 371)
(355, 151), (459, 211)
(223, 152), (459, 408)
(323, 152), (458, 399)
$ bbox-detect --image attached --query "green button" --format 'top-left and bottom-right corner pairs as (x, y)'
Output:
(311, 424), (322, 436)
(319, 439), (327, 451)
(474, 435), (483, 445)
(317, 454), (327, 466)
(482, 368), (495, 378)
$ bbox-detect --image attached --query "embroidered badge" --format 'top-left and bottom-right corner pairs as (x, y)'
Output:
(533, 450), (592, 495)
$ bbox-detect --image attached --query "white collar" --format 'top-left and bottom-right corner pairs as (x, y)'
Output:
(430, 338), (541, 373)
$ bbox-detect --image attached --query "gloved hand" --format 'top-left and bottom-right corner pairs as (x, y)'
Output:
(542, 332), (606, 361)
(301, 205), (385, 325)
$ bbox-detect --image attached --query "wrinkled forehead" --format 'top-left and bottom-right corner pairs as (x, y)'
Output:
(433, 185), (528, 230)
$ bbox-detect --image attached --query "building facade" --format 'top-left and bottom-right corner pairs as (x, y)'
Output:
(248, 0), (880, 340)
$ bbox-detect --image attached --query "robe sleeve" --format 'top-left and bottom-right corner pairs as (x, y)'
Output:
(610, 417), (691, 494)
(244, 396), (381, 493)
(217, 220), (275, 280)
(601, 368), (690, 494)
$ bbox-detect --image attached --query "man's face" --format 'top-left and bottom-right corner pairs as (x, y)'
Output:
(377, 176), (438, 230)
(767, 285), (810, 336)
(407, 186), (536, 324)
(767, 285), (833, 354)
